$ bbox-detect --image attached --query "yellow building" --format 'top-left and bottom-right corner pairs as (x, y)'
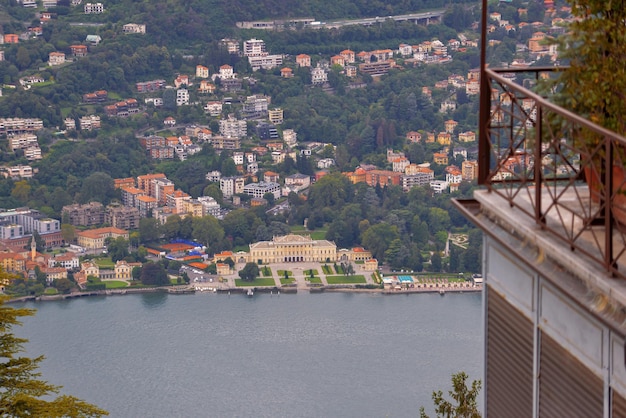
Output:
(249, 234), (337, 263)
(77, 227), (129, 250)
(247, 234), (373, 264)
(114, 260), (132, 279)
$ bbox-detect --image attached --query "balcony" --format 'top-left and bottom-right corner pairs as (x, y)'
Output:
(471, 66), (626, 280)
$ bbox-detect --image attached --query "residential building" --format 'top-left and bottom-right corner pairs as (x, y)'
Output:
(48, 51), (65, 66)
(136, 195), (157, 217)
(105, 204), (140, 230)
(459, 131), (476, 142)
(136, 79), (165, 92)
(120, 186), (145, 208)
(392, 157), (410, 172)
(243, 38), (267, 57)
(205, 171), (221, 182)
(284, 173), (311, 193)
(242, 95), (269, 119)
(433, 153), (449, 165)
(3, 34), (19, 44)
(1, 165), (34, 179)
(280, 68), (293, 78)
(406, 131), (422, 143)
(77, 227), (128, 250)
(268, 108), (283, 125)
(248, 54), (283, 71)
(243, 181), (281, 200)
(220, 176), (245, 198)
(83, 2), (104, 13)
(263, 171), (279, 183)
(0, 118), (43, 136)
(62, 202), (105, 227)
(311, 66), (327, 84)
(204, 101), (222, 116)
(79, 115), (101, 130)
(340, 49), (355, 63)
(444, 119), (458, 134)
(166, 190), (191, 214)
(85, 35), (102, 45)
(296, 54), (311, 67)
(283, 129), (297, 147)
(211, 136), (240, 151)
(345, 65), (357, 78)
(198, 80), (215, 94)
(176, 88), (189, 106)
(330, 55), (345, 67)
(64, 117), (76, 130)
(70, 44), (88, 57)
(402, 171), (434, 191)
(82, 90), (108, 103)
(365, 170), (401, 188)
(219, 117), (247, 138)
(114, 178), (135, 189)
(358, 61), (392, 76)
(122, 23), (146, 34)
(8, 134), (38, 152)
(461, 160), (478, 181)
(197, 196), (221, 218)
(196, 65), (209, 78)
(218, 64), (234, 79)
(23, 147), (42, 161)
(256, 122), (278, 140)
(437, 132), (452, 145)
(220, 38), (239, 54)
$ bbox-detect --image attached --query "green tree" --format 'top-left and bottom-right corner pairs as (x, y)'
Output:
(238, 262), (259, 281)
(140, 262), (169, 286)
(361, 222), (399, 261)
(106, 236), (129, 262)
(52, 277), (73, 294)
(419, 371), (481, 418)
(191, 215), (224, 248)
(0, 294), (108, 417)
(139, 218), (160, 244)
(61, 223), (76, 244)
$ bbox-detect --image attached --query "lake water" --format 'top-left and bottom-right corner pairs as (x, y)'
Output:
(16, 291), (483, 418)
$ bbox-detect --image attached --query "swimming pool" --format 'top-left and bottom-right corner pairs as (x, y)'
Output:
(398, 275), (414, 283)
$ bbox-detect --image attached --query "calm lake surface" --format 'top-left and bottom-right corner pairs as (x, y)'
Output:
(16, 291), (483, 418)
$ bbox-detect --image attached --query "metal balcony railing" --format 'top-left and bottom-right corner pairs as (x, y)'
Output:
(478, 66), (626, 278)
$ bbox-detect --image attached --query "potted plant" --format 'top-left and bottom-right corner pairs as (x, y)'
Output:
(548, 0), (626, 224)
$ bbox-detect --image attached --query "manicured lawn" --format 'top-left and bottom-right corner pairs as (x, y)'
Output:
(304, 269), (318, 278)
(233, 245), (250, 252)
(104, 280), (129, 289)
(235, 277), (276, 287)
(44, 288), (58, 295)
(94, 257), (115, 268)
(309, 231), (327, 240)
(290, 225), (306, 232)
(277, 270), (293, 278)
(307, 277), (322, 284)
(334, 264), (345, 274)
(261, 266), (272, 277)
(280, 277), (295, 285)
(325, 275), (366, 284)
(322, 265), (333, 274)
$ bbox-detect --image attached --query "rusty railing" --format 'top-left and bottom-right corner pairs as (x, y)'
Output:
(478, 66), (626, 279)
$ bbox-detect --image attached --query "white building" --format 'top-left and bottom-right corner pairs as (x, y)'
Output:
(429, 180), (449, 194)
(84, 2), (104, 13)
(204, 101), (222, 116)
(283, 129), (297, 147)
(311, 66), (328, 84)
(123, 23), (146, 34)
(219, 117), (247, 138)
(248, 54), (283, 71)
(220, 176), (245, 198)
(243, 38), (267, 57)
(176, 89), (189, 106)
(243, 181), (281, 200)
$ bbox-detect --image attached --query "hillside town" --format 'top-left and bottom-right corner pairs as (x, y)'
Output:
(0, 0), (573, 295)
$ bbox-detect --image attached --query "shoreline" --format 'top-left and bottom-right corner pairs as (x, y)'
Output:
(7, 284), (482, 303)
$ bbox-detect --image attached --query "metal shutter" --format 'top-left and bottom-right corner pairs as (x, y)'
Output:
(486, 286), (534, 418)
(538, 332), (603, 417)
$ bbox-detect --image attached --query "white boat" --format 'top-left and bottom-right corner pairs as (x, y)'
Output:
(439, 288), (445, 295)
(247, 288), (254, 297)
